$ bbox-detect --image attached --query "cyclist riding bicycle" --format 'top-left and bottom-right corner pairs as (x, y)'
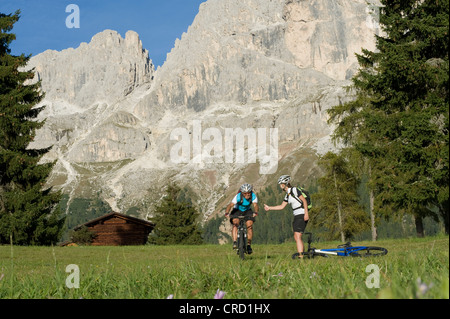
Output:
(264, 175), (310, 259)
(225, 183), (259, 254)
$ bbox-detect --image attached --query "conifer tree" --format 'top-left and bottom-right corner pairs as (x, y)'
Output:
(0, 11), (64, 245)
(327, 0), (449, 236)
(313, 152), (369, 242)
(148, 184), (203, 245)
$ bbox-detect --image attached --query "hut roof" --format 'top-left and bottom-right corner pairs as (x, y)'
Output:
(74, 212), (154, 230)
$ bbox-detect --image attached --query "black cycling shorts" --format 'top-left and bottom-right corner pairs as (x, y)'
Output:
(229, 208), (255, 224)
(292, 214), (308, 233)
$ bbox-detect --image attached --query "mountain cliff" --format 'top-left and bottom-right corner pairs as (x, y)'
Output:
(27, 0), (380, 222)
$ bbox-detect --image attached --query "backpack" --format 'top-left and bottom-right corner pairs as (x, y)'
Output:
(289, 187), (312, 210)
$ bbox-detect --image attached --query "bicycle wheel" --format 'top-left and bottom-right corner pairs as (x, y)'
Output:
(350, 247), (388, 257)
(238, 230), (246, 260)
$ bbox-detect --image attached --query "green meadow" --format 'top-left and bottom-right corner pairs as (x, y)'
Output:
(0, 235), (448, 299)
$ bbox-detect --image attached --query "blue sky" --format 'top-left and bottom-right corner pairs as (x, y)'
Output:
(0, 0), (206, 67)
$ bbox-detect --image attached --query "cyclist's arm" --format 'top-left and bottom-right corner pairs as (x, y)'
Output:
(299, 195), (309, 220)
(225, 202), (234, 216)
(264, 201), (287, 211)
(225, 195), (239, 216)
(253, 202), (259, 216)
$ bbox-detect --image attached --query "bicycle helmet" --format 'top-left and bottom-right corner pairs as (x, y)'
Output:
(277, 175), (291, 185)
(240, 183), (253, 193)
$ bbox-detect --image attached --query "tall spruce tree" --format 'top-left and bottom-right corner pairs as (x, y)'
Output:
(327, 0), (449, 236)
(0, 11), (64, 245)
(148, 184), (203, 245)
(312, 152), (369, 242)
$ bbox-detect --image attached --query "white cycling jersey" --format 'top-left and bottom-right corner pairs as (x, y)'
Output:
(283, 187), (305, 216)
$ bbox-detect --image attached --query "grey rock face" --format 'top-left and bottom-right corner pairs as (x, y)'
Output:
(28, 30), (154, 108)
(28, 30), (154, 163)
(134, 0), (379, 117)
(27, 0), (380, 217)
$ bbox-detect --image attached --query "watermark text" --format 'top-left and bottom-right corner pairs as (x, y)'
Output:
(65, 4), (80, 29)
(65, 264), (80, 289)
(170, 120), (278, 174)
(365, 264), (380, 289)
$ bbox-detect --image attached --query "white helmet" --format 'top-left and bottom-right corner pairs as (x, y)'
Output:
(277, 175), (291, 185)
(240, 183), (253, 193)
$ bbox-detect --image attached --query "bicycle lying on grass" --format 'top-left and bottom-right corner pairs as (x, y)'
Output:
(292, 232), (388, 259)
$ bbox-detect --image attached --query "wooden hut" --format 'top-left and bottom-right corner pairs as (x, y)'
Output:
(74, 212), (155, 246)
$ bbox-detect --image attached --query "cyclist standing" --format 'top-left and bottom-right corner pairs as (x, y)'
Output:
(264, 175), (309, 258)
(225, 183), (259, 254)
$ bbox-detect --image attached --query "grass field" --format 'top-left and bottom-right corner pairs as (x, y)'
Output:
(0, 235), (448, 299)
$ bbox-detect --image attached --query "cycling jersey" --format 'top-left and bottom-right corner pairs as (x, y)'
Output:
(283, 187), (305, 216)
(232, 192), (258, 212)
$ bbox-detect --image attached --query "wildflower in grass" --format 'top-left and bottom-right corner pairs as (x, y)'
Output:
(416, 278), (433, 298)
(310, 272), (317, 279)
(167, 294), (174, 299)
(214, 289), (226, 299)
(272, 272), (283, 277)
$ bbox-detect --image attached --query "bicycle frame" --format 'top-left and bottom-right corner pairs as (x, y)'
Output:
(302, 232), (388, 257)
(310, 246), (376, 257)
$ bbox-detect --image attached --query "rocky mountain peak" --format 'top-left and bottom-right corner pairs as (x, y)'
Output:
(26, 0), (380, 219)
(27, 29), (154, 113)
(134, 0), (380, 117)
